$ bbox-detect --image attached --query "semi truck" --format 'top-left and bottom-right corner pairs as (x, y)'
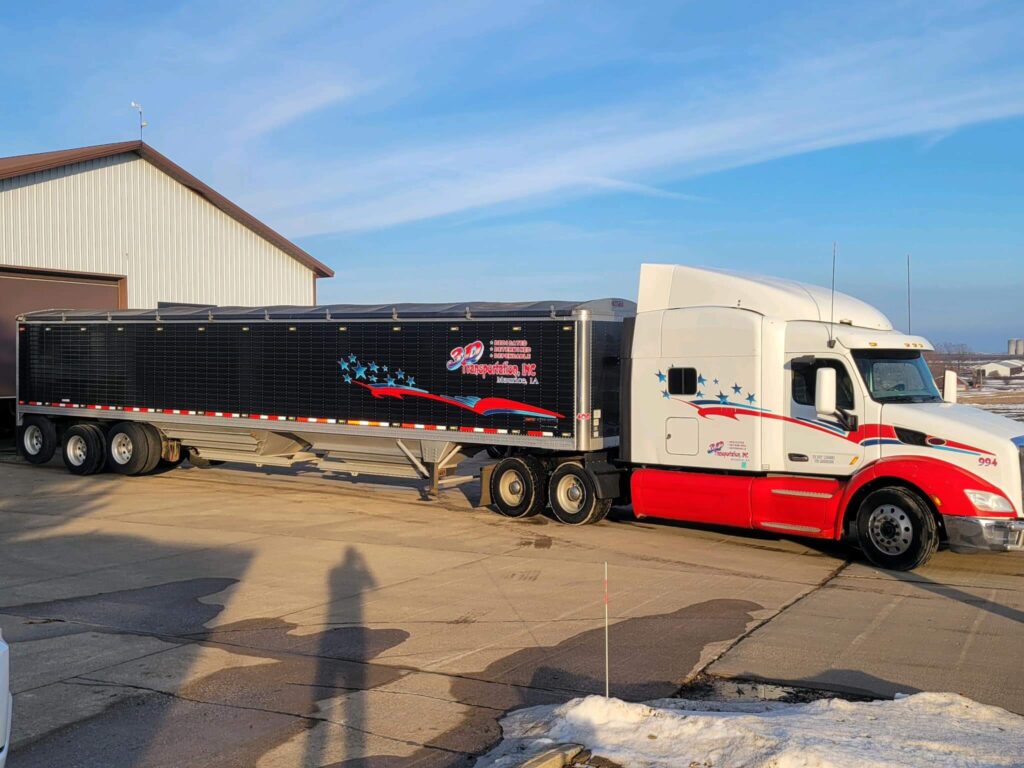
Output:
(14, 264), (1024, 571)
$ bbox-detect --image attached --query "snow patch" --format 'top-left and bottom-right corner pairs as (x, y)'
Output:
(478, 693), (1024, 768)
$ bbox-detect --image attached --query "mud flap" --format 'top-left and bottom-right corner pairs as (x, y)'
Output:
(478, 463), (495, 507)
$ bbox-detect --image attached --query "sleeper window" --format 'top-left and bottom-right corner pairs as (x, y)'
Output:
(668, 367), (698, 396)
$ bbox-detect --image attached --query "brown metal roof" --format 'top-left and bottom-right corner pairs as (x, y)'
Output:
(0, 141), (333, 278)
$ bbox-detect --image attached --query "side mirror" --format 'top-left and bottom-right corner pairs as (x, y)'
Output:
(943, 370), (958, 404)
(815, 367), (837, 417)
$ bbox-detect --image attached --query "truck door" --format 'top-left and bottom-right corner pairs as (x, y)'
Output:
(783, 356), (865, 476)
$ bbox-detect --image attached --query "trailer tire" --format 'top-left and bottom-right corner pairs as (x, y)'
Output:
(18, 415), (57, 465)
(106, 422), (152, 476)
(548, 463), (612, 525)
(62, 423), (107, 476)
(490, 456), (547, 519)
(140, 424), (163, 475)
(855, 487), (939, 571)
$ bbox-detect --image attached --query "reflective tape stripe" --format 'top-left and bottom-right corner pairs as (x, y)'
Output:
(22, 400), (564, 441)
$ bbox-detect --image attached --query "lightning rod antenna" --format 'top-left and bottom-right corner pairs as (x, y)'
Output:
(906, 253), (912, 335)
(827, 242), (837, 348)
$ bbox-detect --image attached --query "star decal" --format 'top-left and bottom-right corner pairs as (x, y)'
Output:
(382, 365), (389, 373)
(369, 375), (378, 383)
(348, 353), (357, 363)
(337, 359), (349, 370)
(717, 391), (729, 404)
(746, 392), (757, 404)
(713, 378), (719, 385)
(656, 370), (667, 382)
(386, 376), (395, 386)
(354, 363), (368, 380)
(662, 389), (671, 399)
(343, 374), (352, 384)
(369, 361), (379, 373)
(406, 376), (416, 387)
(731, 383), (742, 395)
(396, 369), (405, 379)
(696, 390), (704, 398)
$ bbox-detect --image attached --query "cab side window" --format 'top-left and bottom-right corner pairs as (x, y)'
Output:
(792, 360), (855, 410)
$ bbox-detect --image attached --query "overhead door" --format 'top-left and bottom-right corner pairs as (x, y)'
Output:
(0, 267), (124, 399)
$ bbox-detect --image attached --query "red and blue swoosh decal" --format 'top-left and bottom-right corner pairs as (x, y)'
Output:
(680, 398), (990, 456)
(356, 382), (564, 420)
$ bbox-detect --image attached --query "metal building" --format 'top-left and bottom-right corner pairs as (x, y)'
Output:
(0, 140), (334, 415)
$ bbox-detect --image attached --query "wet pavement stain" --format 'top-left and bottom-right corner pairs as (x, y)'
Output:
(517, 534), (553, 549)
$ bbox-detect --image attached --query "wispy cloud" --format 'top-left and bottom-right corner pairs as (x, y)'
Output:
(257, 10), (1024, 234)
(232, 81), (358, 143)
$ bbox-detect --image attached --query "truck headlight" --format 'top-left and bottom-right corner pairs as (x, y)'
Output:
(964, 489), (1015, 514)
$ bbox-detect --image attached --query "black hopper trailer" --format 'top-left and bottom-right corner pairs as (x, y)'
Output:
(16, 298), (634, 524)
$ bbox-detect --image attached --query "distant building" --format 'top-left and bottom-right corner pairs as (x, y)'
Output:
(0, 140), (334, 420)
(1009, 339), (1024, 356)
(975, 361), (1024, 379)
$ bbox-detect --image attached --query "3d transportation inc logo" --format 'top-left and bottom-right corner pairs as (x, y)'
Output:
(447, 339), (539, 385)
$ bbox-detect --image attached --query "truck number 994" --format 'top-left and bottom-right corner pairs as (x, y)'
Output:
(978, 457), (998, 467)
(448, 340), (485, 371)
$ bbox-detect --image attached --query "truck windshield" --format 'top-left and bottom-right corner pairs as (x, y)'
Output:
(851, 350), (942, 403)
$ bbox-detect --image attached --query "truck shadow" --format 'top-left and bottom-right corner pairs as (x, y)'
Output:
(888, 570), (1024, 626)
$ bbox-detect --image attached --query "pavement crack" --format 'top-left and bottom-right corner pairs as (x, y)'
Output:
(685, 557), (852, 684)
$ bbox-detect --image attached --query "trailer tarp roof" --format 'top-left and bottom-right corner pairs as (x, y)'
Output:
(20, 298), (635, 322)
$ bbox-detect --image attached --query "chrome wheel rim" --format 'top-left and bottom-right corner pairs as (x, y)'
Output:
(66, 434), (88, 467)
(867, 504), (913, 556)
(555, 474), (586, 515)
(23, 424), (43, 455)
(499, 469), (526, 507)
(111, 433), (134, 465)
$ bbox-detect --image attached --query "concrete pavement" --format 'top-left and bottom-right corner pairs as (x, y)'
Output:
(0, 458), (1020, 766)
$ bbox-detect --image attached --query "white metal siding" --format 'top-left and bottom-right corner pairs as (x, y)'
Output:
(0, 153), (314, 307)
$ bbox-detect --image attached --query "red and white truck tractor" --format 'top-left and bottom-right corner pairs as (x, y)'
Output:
(621, 265), (1024, 570)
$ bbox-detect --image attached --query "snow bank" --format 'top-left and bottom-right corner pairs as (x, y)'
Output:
(478, 693), (1024, 768)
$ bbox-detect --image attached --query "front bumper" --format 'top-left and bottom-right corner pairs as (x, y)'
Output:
(944, 515), (1024, 554)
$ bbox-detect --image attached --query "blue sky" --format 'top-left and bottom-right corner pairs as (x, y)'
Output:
(2, 0), (1022, 350)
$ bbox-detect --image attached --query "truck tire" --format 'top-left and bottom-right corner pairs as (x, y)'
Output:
(490, 455), (547, 519)
(62, 423), (107, 476)
(856, 487), (939, 571)
(106, 422), (152, 476)
(548, 463), (612, 525)
(140, 423), (163, 474)
(18, 415), (57, 465)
